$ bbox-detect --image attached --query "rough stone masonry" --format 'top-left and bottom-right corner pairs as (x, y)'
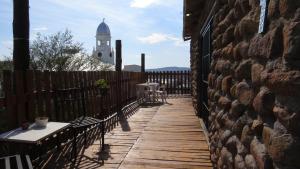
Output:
(190, 0), (300, 168)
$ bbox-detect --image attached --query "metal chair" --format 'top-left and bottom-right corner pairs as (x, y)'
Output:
(54, 87), (102, 159)
(0, 155), (33, 169)
(156, 85), (167, 103)
(70, 87), (102, 158)
(143, 86), (155, 103)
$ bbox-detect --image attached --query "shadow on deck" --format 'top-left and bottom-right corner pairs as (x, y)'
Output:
(40, 97), (212, 169)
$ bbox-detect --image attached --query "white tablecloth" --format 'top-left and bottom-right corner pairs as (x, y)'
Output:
(136, 83), (159, 98)
(0, 122), (70, 143)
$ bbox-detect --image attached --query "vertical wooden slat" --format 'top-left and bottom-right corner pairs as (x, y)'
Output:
(44, 70), (52, 119)
(51, 71), (59, 121)
(73, 71), (79, 118)
(3, 70), (16, 128)
(82, 71), (88, 116)
(57, 71), (65, 121)
(180, 71), (183, 95)
(159, 71), (162, 85)
(15, 70), (26, 125)
(26, 70), (34, 122)
(184, 71), (187, 94)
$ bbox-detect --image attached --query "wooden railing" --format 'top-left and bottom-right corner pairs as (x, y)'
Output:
(0, 70), (145, 131)
(146, 71), (191, 95)
(0, 70), (192, 132)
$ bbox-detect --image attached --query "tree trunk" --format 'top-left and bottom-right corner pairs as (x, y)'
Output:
(13, 0), (30, 70)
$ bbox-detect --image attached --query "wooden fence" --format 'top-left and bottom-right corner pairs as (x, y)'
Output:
(0, 70), (191, 132)
(146, 71), (191, 94)
(0, 70), (145, 131)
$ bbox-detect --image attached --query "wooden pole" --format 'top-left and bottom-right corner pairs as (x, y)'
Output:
(115, 40), (122, 114)
(13, 0), (30, 70)
(141, 53), (145, 73)
(115, 40), (122, 72)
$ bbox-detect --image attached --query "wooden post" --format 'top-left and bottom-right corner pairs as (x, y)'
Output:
(115, 40), (122, 114)
(115, 40), (122, 72)
(12, 0), (30, 127)
(13, 0), (30, 70)
(141, 53), (145, 73)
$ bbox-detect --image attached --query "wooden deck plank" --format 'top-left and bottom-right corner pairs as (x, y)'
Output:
(60, 98), (212, 169)
(118, 98), (212, 169)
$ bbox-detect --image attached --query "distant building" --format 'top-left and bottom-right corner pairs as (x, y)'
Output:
(123, 65), (141, 72)
(93, 19), (114, 65)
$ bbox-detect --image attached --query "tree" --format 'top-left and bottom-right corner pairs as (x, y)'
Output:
(0, 57), (13, 71)
(86, 55), (114, 71)
(30, 29), (90, 71)
(13, 0), (30, 70)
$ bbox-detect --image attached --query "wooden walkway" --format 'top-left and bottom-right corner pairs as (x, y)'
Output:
(64, 98), (212, 169)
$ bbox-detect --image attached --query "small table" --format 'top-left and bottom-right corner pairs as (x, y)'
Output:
(136, 83), (159, 100)
(0, 122), (70, 160)
(0, 122), (70, 144)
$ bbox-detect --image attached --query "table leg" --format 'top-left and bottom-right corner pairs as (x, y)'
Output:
(72, 128), (77, 160)
(84, 130), (87, 148)
(101, 122), (105, 152)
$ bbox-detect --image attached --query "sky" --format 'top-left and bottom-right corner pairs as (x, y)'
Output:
(0, 0), (190, 69)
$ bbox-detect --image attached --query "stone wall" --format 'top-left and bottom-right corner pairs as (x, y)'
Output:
(196, 0), (300, 168)
(190, 37), (201, 115)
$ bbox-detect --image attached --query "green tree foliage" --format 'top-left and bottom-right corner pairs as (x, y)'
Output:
(30, 29), (89, 71)
(0, 57), (13, 71)
(0, 30), (113, 72)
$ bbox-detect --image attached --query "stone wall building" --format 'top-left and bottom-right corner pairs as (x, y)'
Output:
(183, 0), (300, 168)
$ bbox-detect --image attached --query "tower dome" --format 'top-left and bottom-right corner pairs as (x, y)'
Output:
(94, 18), (114, 65)
(97, 19), (110, 36)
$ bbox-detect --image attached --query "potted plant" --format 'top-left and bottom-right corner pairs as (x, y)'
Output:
(95, 79), (110, 96)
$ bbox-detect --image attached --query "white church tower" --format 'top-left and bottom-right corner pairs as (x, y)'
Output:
(93, 19), (114, 65)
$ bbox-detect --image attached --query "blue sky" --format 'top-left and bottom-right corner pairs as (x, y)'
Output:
(0, 0), (190, 68)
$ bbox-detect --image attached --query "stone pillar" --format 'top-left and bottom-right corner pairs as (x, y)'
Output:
(141, 53), (145, 73)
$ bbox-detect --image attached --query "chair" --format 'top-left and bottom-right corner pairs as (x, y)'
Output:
(143, 86), (155, 103)
(54, 87), (102, 159)
(0, 155), (33, 169)
(70, 87), (103, 158)
(156, 85), (167, 103)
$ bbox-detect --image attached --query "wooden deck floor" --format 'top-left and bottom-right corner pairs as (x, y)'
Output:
(64, 98), (212, 169)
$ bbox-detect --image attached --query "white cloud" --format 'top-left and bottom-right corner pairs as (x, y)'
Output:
(32, 27), (48, 31)
(130, 0), (180, 8)
(137, 33), (189, 47)
(168, 36), (189, 47)
(138, 33), (168, 44)
(130, 0), (159, 8)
